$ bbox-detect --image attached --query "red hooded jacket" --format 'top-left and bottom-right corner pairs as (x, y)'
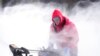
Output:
(50, 9), (79, 48)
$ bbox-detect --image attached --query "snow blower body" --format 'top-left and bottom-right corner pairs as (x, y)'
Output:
(9, 44), (61, 56)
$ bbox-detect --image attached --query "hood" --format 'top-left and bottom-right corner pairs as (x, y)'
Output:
(52, 9), (64, 25)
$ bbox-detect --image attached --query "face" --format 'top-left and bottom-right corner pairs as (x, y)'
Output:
(53, 17), (60, 25)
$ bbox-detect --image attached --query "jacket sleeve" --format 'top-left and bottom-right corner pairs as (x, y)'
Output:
(67, 22), (79, 48)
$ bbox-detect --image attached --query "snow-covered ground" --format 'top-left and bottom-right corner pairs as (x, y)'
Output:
(0, 2), (100, 56)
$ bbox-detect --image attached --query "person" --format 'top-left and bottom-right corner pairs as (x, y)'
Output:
(49, 9), (79, 56)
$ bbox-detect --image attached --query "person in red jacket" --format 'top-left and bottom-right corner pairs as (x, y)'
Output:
(49, 9), (79, 56)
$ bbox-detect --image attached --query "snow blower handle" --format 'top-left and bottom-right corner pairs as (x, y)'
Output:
(9, 44), (30, 56)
